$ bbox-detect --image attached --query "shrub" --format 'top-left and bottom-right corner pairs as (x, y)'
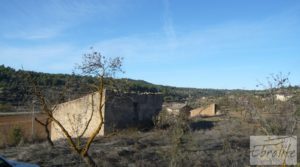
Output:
(10, 126), (23, 145)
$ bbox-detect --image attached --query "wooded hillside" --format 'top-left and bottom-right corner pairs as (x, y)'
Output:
(0, 65), (247, 112)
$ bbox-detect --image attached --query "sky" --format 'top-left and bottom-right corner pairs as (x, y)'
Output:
(0, 0), (299, 89)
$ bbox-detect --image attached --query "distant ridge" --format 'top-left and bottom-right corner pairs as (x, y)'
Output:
(0, 65), (252, 112)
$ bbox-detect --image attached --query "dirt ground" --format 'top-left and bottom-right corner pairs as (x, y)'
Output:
(0, 113), (48, 147)
(0, 112), (299, 166)
(0, 115), (251, 167)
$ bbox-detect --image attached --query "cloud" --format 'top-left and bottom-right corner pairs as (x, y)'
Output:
(94, 12), (300, 63)
(163, 0), (177, 47)
(0, 0), (126, 40)
(3, 26), (64, 40)
(89, 9), (300, 88)
(0, 44), (83, 73)
(93, 34), (174, 64)
(0, 2), (299, 88)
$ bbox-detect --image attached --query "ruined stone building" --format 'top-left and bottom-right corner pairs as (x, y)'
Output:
(163, 102), (221, 118)
(189, 103), (220, 118)
(51, 90), (163, 140)
(163, 102), (187, 115)
(275, 94), (292, 102)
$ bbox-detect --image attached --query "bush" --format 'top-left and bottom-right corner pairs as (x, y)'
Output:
(10, 126), (23, 145)
(153, 109), (174, 129)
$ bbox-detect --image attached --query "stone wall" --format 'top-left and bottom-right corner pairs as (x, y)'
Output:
(190, 103), (216, 118)
(163, 102), (186, 115)
(275, 94), (292, 102)
(0, 113), (48, 147)
(51, 90), (163, 140)
(51, 92), (104, 141)
(104, 92), (163, 133)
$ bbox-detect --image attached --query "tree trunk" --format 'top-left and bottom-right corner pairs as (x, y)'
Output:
(45, 125), (54, 147)
(82, 153), (97, 167)
(35, 118), (54, 147)
(44, 118), (54, 147)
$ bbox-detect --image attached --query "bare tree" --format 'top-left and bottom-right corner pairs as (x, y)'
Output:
(29, 50), (123, 167)
(245, 72), (298, 135)
(26, 77), (70, 148)
(34, 117), (54, 146)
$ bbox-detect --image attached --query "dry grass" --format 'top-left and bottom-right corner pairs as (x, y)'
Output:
(0, 113), (256, 167)
(1, 94), (299, 166)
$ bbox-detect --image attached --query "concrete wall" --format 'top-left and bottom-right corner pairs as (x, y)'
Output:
(51, 90), (163, 140)
(51, 92), (104, 141)
(190, 103), (216, 118)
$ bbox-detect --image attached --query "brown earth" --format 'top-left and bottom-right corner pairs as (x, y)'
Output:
(0, 113), (48, 147)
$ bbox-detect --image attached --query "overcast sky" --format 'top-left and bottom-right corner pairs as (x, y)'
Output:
(0, 0), (299, 89)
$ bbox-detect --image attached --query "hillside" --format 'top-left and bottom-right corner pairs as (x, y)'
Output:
(0, 65), (248, 113)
